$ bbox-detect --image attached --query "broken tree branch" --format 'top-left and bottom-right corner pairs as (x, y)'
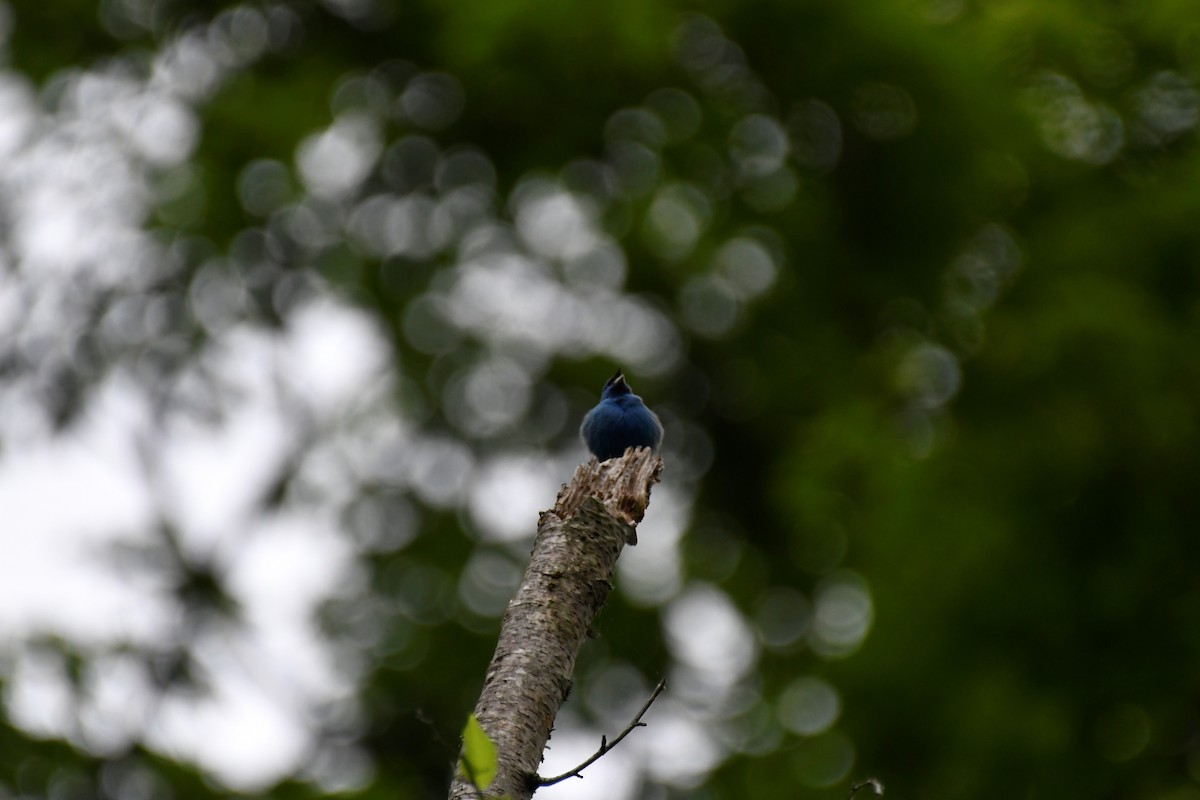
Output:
(447, 448), (663, 800)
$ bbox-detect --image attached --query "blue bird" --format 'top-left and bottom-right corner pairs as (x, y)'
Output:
(580, 370), (664, 462)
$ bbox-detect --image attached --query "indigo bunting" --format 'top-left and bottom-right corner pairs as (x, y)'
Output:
(580, 370), (664, 461)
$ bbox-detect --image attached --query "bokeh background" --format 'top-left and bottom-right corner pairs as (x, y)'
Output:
(3, 1), (1200, 799)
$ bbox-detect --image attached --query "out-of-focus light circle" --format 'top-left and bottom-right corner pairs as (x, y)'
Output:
(811, 573), (873, 658)
(617, 487), (687, 606)
(792, 730), (855, 788)
(852, 82), (918, 140)
(345, 495), (416, 553)
(264, 6), (303, 52)
(563, 241), (627, 290)
(673, 14), (729, 72)
(896, 342), (961, 410)
(457, 550), (522, 618)
(100, 759), (170, 800)
(513, 180), (598, 260)
(777, 676), (841, 735)
(444, 358), (532, 437)
(716, 236), (777, 298)
(1025, 72), (1124, 164)
(754, 586), (811, 649)
(600, 298), (683, 376)
(728, 702), (784, 755)
(789, 98), (842, 172)
(392, 561), (456, 625)
(741, 166), (798, 212)
(347, 194), (406, 257)
(401, 295), (461, 355)
(121, 93), (199, 167)
(282, 298), (389, 416)
(467, 456), (557, 542)
(644, 183), (709, 261)
(213, 6), (270, 64)
(941, 299), (985, 355)
(605, 107), (668, 150)
(281, 201), (339, 251)
(382, 135), (438, 191)
(608, 140), (660, 197)
(6, 648), (74, 738)
(304, 742), (373, 794)
(155, 164), (206, 227)
(645, 87), (702, 143)
(560, 159), (621, 204)
(189, 262), (246, 334)
(238, 160), (293, 217)
(1136, 70), (1198, 139)
(729, 114), (789, 178)
(435, 147), (496, 193)
(296, 114), (381, 199)
(406, 436), (473, 508)
(642, 701), (724, 787)
(664, 583), (758, 681)
(584, 662), (651, 725)
(680, 276), (739, 338)
(945, 223), (1022, 324)
(331, 73), (392, 117)
(399, 72), (464, 131)
(463, 359), (531, 430)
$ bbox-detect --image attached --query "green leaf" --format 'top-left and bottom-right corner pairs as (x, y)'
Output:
(459, 714), (498, 791)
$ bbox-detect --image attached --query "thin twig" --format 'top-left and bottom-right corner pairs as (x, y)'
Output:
(538, 678), (667, 786)
(848, 778), (884, 800)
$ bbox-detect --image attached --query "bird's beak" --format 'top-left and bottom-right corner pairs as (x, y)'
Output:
(606, 369), (625, 388)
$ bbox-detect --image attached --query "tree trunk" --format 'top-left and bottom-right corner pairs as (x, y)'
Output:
(448, 448), (663, 800)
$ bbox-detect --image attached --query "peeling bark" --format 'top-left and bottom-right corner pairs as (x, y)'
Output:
(448, 448), (663, 800)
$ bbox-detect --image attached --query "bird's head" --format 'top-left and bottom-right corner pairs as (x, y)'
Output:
(601, 370), (632, 399)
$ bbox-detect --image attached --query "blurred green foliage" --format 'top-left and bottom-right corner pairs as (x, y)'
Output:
(4, 1), (1200, 799)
